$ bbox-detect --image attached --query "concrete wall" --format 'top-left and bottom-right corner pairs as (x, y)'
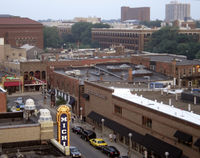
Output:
(0, 125), (40, 143)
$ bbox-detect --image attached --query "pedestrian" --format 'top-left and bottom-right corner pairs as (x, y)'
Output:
(92, 126), (95, 131)
(71, 117), (74, 123)
(109, 133), (113, 142)
(113, 134), (116, 142)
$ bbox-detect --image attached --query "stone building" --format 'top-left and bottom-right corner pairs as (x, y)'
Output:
(91, 27), (200, 51)
(84, 81), (200, 158)
(0, 16), (43, 49)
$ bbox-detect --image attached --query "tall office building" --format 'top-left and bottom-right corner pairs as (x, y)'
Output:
(165, 1), (190, 22)
(121, 7), (150, 22)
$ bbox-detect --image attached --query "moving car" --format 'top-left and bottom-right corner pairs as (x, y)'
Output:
(89, 138), (107, 149)
(72, 126), (84, 135)
(70, 146), (81, 158)
(102, 146), (120, 157)
(80, 129), (96, 141)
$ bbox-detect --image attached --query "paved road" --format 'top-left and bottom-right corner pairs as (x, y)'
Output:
(7, 93), (108, 158)
(70, 132), (108, 158)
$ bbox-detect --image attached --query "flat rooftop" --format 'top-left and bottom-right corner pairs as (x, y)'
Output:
(0, 112), (38, 127)
(54, 63), (171, 83)
(2, 141), (69, 158)
(112, 88), (200, 126)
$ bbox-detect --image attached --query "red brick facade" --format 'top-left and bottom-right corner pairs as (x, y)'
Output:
(0, 91), (7, 112)
(0, 17), (43, 49)
(121, 7), (150, 22)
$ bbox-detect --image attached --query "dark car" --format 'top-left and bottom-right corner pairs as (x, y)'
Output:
(72, 126), (84, 134)
(70, 146), (81, 158)
(102, 146), (120, 157)
(80, 129), (96, 141)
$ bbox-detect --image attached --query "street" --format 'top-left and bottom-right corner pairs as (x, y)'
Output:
(7, 92), (109, 158)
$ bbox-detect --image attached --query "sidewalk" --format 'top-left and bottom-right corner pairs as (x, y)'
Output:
(28, 93), (142, 158)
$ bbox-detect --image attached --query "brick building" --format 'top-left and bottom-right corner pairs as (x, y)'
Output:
(121, 7), (150, 22)
(0, 16), (43, 49)
(92, 27), (200, 51)
(0, 86), (6, 112)
(131, 54), (200, 88)
(84, 81), (200, 158)
(92, 28), (155, 51)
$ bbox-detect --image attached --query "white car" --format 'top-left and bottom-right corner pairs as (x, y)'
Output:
(15, 97), (23, 104)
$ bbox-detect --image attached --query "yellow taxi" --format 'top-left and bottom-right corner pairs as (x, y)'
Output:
(89, 138), (107, 149)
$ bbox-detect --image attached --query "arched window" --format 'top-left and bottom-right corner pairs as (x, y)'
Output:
(42, 71), (46, 80)
(35, 70), (40, 79)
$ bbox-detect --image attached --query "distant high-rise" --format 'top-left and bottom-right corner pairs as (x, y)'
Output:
(121, 7), (150, 22)
(165, 1), (190, 22)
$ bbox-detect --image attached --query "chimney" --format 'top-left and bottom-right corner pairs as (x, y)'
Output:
(100, 75), (103, 81)
(56, 54), (59, 61)
(128, 68), (133, 82)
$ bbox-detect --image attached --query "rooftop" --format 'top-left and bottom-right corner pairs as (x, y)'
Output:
(54, 63), (171, 84)
(0, 17), (41, 25)
(112, 88), (200, 126)
(20, 44), (35, 51)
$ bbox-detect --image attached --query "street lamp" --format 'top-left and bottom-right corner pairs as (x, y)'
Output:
(101, 118), (105, 136)
(128, 133), (132, 158)
(80, 107), (83, 122)
(165, 151), (169, 158)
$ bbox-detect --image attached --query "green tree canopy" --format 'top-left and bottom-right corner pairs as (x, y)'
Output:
(44, 22), (110, 48)
(43, 26), (61, 48)
(140, 20), (162, 28)
(145, 26), (200, 59)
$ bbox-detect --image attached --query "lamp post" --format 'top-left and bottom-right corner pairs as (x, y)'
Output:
(128, 133), (132, 158)
(80, 107), (83, 122)
(165, 151), (169, 158)
(101, 118), (105, 137)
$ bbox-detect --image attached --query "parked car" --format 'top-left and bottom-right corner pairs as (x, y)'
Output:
(72, 126), (84, 135)
(70, 146), (81, 158)
(102, 146), (120, 157)
(15, 97), (23, 104)
(89, 138), (107, 149)
(80, 129), (96, 141)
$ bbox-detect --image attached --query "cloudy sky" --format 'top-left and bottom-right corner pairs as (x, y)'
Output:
(1, 0), (200, 20)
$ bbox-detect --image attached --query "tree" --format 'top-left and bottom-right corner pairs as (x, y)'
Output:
(43, 26), (62, 48)
(145, 26), (200, 59)
(140, 20), (162, 28)
(195, 50), (200, 59)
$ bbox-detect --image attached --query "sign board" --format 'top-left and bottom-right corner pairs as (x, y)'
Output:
(0, 38), (4, 45)
(57, 105), (71, 147)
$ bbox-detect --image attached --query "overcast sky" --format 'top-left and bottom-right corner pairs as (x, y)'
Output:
(1, 0), (200, 20)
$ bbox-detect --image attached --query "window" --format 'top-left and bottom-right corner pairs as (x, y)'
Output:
(114, 105), (122, 115)
(142, 116), (152, 128)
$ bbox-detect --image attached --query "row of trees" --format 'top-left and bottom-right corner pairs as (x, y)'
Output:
(43, 22), (110, 49)
(145, 26), (200, 59)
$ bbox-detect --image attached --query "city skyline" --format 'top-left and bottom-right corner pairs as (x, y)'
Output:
(1, 0), (200, 21)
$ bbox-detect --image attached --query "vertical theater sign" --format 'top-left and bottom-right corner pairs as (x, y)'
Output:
(57, 105), (71, 147)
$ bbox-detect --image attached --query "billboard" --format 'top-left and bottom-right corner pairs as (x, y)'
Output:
(57, 105), (71, 147)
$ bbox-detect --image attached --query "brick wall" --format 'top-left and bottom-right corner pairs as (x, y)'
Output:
(0, 92), (7, 112)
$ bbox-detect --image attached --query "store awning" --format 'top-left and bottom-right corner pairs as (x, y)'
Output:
(144, 134), (182, 158)
(4, 81), (22, 87)
(194, 138), (200, 147)
(69, 96), (75, 106)
(87, 111), (145, 146)
(174, 130), (192, 142)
